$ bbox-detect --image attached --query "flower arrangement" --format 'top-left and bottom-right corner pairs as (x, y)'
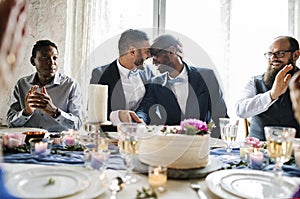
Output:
(161, 118), (214, 135)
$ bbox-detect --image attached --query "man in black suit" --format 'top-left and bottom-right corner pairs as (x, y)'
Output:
(90, 29), (153, 124)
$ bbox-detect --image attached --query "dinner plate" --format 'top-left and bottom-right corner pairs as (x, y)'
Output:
(66, 168), (108, 199)
(206, 169), (298, 199)
(0, 127), (48, 134)
(220, 172), (298, 199)
(5, 167), (89, 198)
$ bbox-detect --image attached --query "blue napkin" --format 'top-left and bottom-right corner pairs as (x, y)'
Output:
(263, 164), (300, 177)
(3, 153), (84, 165)
(210, 148), (241, 165)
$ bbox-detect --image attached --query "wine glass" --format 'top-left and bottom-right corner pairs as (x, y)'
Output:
(117, 123), (141, 184)
(219, 118), (239, 153)
(264, 126), (296, 177)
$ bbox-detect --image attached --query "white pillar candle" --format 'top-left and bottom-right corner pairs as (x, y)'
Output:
(88, 84), (108, 123)
(250, 150), (264, 169)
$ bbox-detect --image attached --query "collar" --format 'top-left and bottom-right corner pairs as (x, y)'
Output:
(29, 73), (60, 86)
(162, 65), (188, 86)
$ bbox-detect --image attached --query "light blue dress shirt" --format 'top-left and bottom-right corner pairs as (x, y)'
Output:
(7, 73), (83, 132)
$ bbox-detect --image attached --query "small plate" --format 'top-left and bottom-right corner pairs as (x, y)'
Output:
(206, 169), (298, 199)
(6, 167), (89, 198)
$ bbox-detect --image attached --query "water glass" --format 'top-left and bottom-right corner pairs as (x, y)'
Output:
(219, 118), (239, 153)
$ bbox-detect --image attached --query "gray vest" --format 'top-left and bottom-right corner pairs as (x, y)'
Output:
(250, 75), (300, 141)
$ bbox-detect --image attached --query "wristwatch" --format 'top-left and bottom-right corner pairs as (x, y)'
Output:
(52, 109), (61, 118)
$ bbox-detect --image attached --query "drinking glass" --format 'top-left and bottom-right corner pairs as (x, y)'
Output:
(219, 118), (239, 153)
(264, 126), (296, 177)
(118, 123), (141, 184)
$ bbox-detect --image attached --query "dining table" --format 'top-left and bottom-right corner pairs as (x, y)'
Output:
(1, 128), (300, 199)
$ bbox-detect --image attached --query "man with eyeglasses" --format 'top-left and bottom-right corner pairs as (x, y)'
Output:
(235, 36), (300, 140)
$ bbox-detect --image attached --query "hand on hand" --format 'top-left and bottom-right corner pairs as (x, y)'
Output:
(270, 64), (293, 100)
(24, 85), (57, 116)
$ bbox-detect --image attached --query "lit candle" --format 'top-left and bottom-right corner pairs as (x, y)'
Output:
(35, 142), (48, 155)
(250, 149), (264, 169)
(148, 167), (167, 189)
(64, 135), (75, 146)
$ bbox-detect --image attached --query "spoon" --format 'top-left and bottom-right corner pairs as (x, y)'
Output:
(109, 177), (124, 199)
(190, 183), (208, 199)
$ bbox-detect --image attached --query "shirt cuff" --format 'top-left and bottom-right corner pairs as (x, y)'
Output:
(109, 111), (121, 126)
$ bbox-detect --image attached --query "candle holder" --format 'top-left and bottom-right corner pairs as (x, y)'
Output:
(148, 165), (167, 193)
(62, 132), (77, 146)
(29, 138), (53, 157)
(83, 149), (110, 171)
(249, 148), (269, 170)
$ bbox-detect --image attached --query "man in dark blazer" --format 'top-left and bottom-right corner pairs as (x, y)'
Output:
(135, 34), (213, 125)
(90, 29), (153, 124)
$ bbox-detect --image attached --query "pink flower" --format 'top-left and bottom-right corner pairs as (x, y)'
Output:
(245, 137), (262, 148)
(2, 133), (26, 149)
(180, 119), (208, 135)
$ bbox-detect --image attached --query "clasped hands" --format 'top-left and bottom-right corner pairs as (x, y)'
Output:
(24, 85), (58, 117)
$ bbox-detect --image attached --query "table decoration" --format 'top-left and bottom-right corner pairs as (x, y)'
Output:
(139, 119), (213, 169)
(29, 138), (53, 157)
(148, 165), (167, 192)
(136, 187), (158, 199)
(2, 132), (26, 149)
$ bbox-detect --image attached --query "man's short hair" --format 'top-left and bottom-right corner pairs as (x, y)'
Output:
(31, 39), (58, 57)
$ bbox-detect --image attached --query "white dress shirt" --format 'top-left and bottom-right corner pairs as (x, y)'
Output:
(169, 66), (189, 115)
(110, 60), (146, 125)
(235, 76), (277, 118)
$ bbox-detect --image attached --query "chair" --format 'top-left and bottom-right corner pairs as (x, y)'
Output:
(243, 118), (250, 137)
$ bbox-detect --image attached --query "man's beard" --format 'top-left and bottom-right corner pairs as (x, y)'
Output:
(264, 58), (296, 88)
(134, 49), (145, 70)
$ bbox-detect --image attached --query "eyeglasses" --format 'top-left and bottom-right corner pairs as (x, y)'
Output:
(264, 50), (294, 59)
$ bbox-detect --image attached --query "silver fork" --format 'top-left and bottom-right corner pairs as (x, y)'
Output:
(190, 183), (208, 199)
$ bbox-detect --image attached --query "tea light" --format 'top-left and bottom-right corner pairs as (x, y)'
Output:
(35, 141), (48, 155)
(64, 135), (75, 146)
(250, 149), (263, 169)
(148, 166), (167, 191)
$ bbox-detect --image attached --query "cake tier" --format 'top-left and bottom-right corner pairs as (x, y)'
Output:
(138, 132), (209, 169)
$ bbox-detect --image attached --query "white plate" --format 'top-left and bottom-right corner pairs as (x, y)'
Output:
(5, 167), (89, 198)
(0, 127), (48, 134)
(220, 172), (298, 199)
(66, 168), (107, 199)
(206, 169), (298, 199)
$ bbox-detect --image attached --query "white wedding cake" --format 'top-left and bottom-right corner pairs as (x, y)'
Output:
(138, 124), (210, 169)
